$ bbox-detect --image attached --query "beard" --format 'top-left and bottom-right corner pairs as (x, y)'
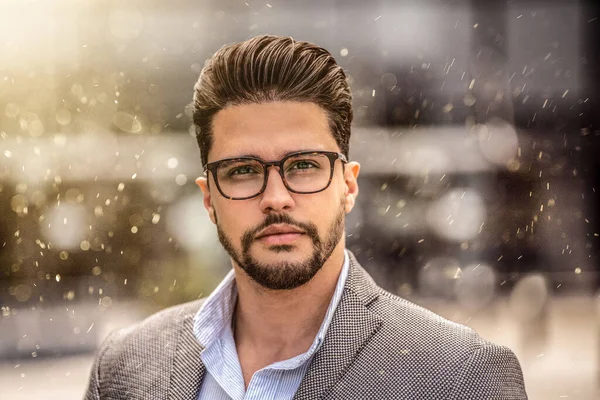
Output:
(215, 198), (346, 290)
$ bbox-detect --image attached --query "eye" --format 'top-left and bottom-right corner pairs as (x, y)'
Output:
(228, 165), (260, 176)
(289, 160), (319, 170)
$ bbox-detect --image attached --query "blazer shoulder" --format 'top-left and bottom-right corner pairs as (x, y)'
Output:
(363, 289), (526, 396)
(85, 298), (206, 398)
(97, 298), (205, 370)
(347, 256), (492, 354)
(372, 289), (495, 353)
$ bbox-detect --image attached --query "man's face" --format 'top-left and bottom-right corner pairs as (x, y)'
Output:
(196, 101), (360, 290)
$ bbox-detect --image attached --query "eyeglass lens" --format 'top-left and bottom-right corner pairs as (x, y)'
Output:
(215, 153), (332, 198)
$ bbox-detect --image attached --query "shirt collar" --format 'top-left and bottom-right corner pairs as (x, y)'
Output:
(193, 250), (350, 357)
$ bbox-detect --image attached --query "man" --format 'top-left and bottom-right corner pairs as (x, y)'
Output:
(85, 35), (527, 399)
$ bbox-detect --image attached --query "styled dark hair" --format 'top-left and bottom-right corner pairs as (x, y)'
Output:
(192, 35), (353, 166)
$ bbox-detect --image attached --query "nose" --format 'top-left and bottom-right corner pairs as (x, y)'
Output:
(258, 166), (295, 213)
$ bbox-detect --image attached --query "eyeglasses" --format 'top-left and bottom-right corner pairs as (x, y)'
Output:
(204, 150), (348, 200)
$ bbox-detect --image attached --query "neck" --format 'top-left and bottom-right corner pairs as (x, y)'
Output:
(232, 244), (345, 359)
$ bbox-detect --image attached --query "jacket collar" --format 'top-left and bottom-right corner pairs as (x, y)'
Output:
(292, 250), (383, 399)
(169, 314), (206, 400)
(168, 250), (382, 399)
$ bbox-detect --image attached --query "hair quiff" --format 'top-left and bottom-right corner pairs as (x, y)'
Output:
(192, 35), (353, 166)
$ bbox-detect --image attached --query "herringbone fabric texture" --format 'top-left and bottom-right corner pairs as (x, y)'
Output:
(84, 252), (527, 399)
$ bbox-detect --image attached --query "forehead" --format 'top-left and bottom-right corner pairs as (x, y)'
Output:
(209, 101), (339, 161)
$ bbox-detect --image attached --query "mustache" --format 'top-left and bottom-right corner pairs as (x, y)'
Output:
(241, 213), (320, 251)
(250, 213), (317, 239)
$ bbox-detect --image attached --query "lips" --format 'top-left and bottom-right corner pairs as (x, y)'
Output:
(256, 224), (304, 239)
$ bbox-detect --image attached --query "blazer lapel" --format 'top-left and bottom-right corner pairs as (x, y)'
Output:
(168, 315), (206, 400)
(293, 253), (383, 400)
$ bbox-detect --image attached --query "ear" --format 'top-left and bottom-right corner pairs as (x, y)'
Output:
(196, 176), (217, 224)
(343, 161), (360, 213)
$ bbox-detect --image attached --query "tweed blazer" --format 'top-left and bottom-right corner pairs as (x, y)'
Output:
(84, 252), (527, 399)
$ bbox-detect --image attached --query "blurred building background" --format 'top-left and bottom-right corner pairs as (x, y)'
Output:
(1, 0), (599, 398)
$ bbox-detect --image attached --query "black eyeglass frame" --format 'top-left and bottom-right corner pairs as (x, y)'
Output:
(204, 150), (348, 200)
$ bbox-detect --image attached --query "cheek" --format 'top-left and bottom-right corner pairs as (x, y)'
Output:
(214, 202), (258, 235)
(308, 193), (343, 227)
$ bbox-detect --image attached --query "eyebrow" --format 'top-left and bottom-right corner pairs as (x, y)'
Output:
(227, 149), (320, 160)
